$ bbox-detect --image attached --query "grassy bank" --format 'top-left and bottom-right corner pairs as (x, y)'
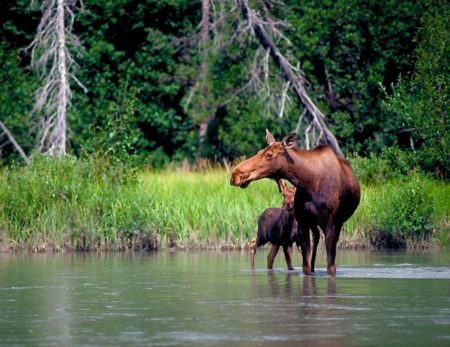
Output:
(0, 156), (448, 251)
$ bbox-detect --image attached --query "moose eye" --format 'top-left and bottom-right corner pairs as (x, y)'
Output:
(265, 153), (273, 160)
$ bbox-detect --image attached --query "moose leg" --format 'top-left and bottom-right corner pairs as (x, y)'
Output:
(298, 224), (311, 275)
(311, 225), (320, 273)
(267, 245), (279, 269)
(250, 237), (257, 269)
(325, 223), (342, 276)
(282, 245), (294, 270)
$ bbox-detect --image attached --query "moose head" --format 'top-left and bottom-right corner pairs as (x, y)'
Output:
(230, 129), (297, 189)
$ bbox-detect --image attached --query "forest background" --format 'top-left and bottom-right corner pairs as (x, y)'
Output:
(0, 0), (448, 250)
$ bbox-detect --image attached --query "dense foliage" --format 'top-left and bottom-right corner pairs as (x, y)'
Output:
(0, 0), (448, 176)
(384, 2), (449, 177)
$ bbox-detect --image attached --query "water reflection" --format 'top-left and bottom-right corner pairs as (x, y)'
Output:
(247, 272), (346, 346)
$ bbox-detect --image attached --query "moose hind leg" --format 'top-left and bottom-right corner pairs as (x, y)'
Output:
(325, 223), (342, 277)
(267, 245), (279, 269)
(311, 226), (320, 273)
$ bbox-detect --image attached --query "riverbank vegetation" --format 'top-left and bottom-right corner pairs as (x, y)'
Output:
(0, 155), (448, 252)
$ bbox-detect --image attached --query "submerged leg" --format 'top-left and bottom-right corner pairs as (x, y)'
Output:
(282, 245), (294, 270)
(325, 223), (342, 276)
(311, 226), (320, 273)
(267, 245), (279, 269)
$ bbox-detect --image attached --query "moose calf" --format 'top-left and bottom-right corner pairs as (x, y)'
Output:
(250, 181), (300, 270)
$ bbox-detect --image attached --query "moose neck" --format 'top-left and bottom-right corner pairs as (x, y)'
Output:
(278, 148), (316, 190)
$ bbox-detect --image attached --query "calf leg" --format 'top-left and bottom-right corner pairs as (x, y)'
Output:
(282, 245), (294, 270)
(325, 223), (342, 277)
(267, 245), (279, 269)
(311, 225), (320, 273)
(250, 237), (257, 269)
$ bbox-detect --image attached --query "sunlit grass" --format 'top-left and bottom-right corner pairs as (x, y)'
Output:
(139, 170), (281, 244)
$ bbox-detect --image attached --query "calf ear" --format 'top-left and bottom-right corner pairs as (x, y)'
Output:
(275, 178), (283, 193)
(282, 132), (297, 149)
(266, 129), (276, 145)
(278, 179), (287, 192)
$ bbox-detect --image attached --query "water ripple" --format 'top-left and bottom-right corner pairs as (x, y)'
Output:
(244, 266), (450, 279)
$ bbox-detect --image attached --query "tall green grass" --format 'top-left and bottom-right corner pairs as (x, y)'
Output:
(140, 170), (281, 245)
(0, 156), (448, 250)
(0, 155), (155, 250)
(143, 170), (449, 248)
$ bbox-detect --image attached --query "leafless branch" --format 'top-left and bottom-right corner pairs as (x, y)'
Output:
(0, 120), (30, 164)
(278, 81), (290, 118)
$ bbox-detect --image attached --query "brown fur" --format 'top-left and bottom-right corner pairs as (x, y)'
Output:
(231, 130), (361, 276)
(250, 182), (300, 270)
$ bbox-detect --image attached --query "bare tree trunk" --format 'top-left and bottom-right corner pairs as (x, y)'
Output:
(198, 0), (210, 146)
(52, 0), (68, 156)
(28, 0), (86, 157)
(238, 0), (343, 156)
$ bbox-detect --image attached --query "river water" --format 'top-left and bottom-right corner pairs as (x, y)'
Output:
(0, 250), (449, 346)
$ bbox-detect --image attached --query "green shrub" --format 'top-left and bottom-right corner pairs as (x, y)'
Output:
(344, 173), (446, 247)
(351, 146), (423, 185)
(350, 154), (393, 184)
(372, 175), (434, 245)
(386, 180), (432, 237)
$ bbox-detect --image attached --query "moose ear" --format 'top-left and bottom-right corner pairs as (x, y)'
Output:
(266, 129), (276, 145)
(282, 132), (297, 149)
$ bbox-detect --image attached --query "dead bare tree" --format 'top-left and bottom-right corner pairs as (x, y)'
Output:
(28, 0), (86, 156)
(197, 0), (211, 144)
(192, 0), (343, 155)
(238, 0), (342, 155)
(183, 0), (214, 149)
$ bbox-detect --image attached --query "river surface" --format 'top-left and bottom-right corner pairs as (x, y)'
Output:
(0, 250), (449, 346)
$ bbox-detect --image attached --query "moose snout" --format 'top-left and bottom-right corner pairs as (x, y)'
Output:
(230, 171), (249, 187)
(283, 202), (294, 210)
(230, 171), (242, 186)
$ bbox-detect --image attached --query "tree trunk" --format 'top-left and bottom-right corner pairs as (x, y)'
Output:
(29, 0), (85, 157)
(198, 0), (211, 148)
(52, 0), (68, 156)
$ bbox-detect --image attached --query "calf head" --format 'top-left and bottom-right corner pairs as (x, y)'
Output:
(230, 129), (297, 188)
(279, 180), (296, 210)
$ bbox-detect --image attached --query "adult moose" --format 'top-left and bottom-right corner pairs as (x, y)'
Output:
(231, 130), (360, 276)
